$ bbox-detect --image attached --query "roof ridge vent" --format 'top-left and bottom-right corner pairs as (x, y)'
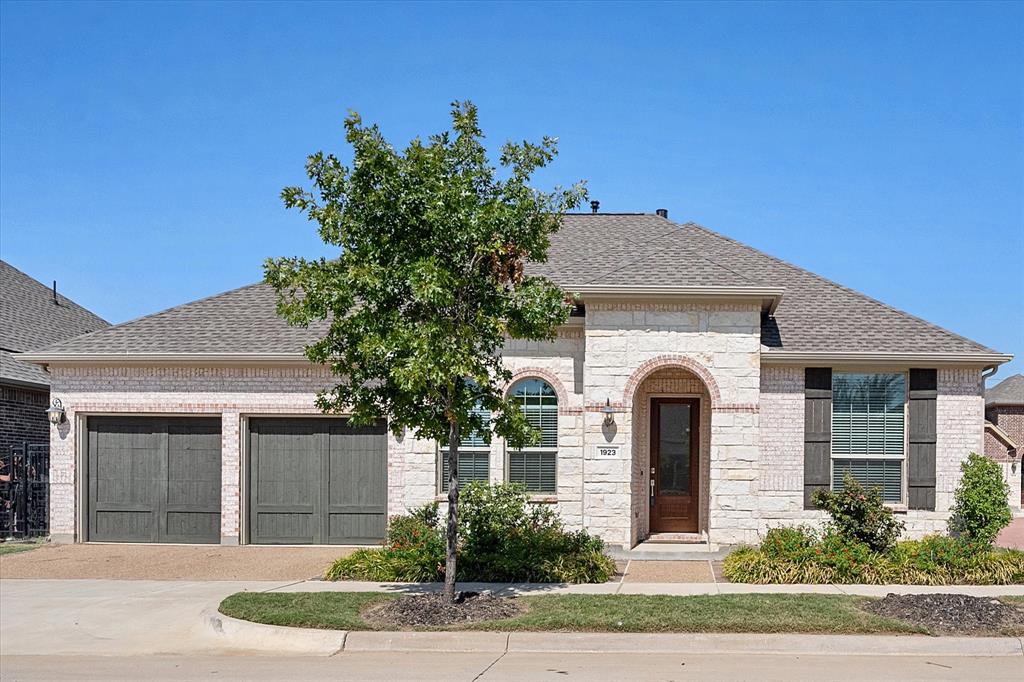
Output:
(655, 208), (668, 218)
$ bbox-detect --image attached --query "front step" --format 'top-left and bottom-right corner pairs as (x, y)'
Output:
(644, 532), (705, 544)
(607, 539), (730, 561)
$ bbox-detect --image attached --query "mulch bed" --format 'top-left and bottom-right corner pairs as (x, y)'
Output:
(864, 593), (1024, 634)
(363, 591), (524, 629)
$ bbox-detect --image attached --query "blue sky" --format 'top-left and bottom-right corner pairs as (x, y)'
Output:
(1, 1), (1021, 379)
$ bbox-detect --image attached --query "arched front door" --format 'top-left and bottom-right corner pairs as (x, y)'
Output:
(649, 397), (700, 533)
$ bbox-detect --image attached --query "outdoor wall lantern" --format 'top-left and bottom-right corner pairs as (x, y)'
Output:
(46, 398), (66, 426)
(602, 398), (616, 427)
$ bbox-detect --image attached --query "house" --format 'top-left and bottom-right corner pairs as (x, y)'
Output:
(1, 260), (109, 456)
(20, 213), (1016, 549)
(984, 373), (1023, 505)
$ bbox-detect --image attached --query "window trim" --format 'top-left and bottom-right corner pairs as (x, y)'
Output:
(829, 370), (909, 505)
(505, 377), (559, 494)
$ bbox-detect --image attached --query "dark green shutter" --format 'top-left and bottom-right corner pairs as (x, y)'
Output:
(907, 369), (937, 510)
(804, 368), (832, 509)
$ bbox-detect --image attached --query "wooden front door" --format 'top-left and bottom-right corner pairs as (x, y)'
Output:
(649, 398), (699, 533)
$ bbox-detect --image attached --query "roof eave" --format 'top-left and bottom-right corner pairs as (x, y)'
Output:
(20, 352), (315, 367)
(761, 350), (1014, 367)
(0, 375), (50, 390)
(571, 285), (784, 314)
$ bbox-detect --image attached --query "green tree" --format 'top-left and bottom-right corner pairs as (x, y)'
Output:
(949, 452), (1012, 546)
(265, 101), (586, 600)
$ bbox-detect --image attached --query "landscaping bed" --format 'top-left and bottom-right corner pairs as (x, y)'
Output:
(217, 591), (1024, 636)
(363, 591), (524, 628)
(325, 484), (616, 584)
(726, 461), (1024, 586)
(864, 593), (1024, 634)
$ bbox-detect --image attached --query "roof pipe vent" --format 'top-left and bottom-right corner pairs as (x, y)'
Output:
(655, 208), (668, 219)
(52, 280), (59, 305)
(590, 200), (600, 214)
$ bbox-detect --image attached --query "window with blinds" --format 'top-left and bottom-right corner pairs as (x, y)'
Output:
(508, 378), (558, 493)
(438, 405), (491, 492)
(831, 372), (906, 503)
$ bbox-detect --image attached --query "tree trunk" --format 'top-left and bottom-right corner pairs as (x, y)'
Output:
(444, 419), (459, 602)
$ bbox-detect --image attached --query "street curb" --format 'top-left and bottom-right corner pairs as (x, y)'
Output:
(201, 608), (347, 655)
(203, 611), (1024, 657)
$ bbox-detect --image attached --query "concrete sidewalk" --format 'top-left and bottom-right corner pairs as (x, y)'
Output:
(2, 578), (1023, 660)
(262, 578), (1024, 597)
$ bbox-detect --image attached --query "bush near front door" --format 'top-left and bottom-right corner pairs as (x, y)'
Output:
(324, 483), (616, 584)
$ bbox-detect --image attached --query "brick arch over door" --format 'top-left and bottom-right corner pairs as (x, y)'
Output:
(623, 355), (721, 407)
(504, 367), (571, 414)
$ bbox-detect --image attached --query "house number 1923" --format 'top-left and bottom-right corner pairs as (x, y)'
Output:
(595, 445), (620, 458)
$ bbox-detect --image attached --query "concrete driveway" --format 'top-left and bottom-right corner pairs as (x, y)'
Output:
(0, 578), (295, 656)
(0, 543), (355, 581)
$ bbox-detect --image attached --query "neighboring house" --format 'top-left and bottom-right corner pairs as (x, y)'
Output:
(1, 261), (108, 455)
(984, 373), (1023, 505)
(22, 214), (1015, 549)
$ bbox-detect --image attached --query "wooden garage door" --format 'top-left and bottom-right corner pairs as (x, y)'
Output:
(248, 418), (387, 545)
(87, 417), (221, 543)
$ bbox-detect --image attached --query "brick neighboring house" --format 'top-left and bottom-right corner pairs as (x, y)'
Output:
(984, 373), (1023, 506)
(21, 214), (1016, 550)
(1, 261), (108, 456)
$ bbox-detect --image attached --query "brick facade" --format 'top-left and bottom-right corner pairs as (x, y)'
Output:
(985, 404), (1023, 507)
(45, 310), (1007, 547)
(0, 383), (49, 456)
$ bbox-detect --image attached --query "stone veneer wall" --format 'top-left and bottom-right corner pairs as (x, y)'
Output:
(45, 337), (997, 546)
(583, 301), (762, 547)
(756, 365), (991, 539)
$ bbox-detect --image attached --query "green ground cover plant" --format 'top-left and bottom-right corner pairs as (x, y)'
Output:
(324, 483), (616, 584)
(724, 528), (1024, 584)
(0, 540), (46, 556)
(726, 463), (1023, 585)
(218, 592), (932, 634)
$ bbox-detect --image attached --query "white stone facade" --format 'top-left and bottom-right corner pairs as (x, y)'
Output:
(46, 302), (1000, 548)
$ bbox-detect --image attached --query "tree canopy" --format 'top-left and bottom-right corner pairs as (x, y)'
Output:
(265, 101), (585, 450)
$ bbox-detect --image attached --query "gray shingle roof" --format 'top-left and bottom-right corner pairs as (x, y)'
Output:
(26, 214), (1002, 359)
(986, 374), (1024, 406)
(1, 260), (109, 385)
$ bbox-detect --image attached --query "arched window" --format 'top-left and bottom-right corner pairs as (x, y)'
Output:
(507, 378), (558, 493)
(438, 402), (491, 492)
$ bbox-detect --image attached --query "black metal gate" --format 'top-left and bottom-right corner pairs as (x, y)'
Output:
(1, 442), (50, 538)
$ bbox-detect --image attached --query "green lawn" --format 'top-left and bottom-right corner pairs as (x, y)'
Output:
(0, 540), (46, 556)
(219, 592), (934, 634)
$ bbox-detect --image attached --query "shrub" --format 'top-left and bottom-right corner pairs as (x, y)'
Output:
(324, 502), (444, 582)
(812, 473), (904, 552)
(324, 483), (616, 584)
(723, 532), (1024, 585)
(458, 482), (616, 583)
(759, 526), (818, 561)
(948, 452), (1013, 546)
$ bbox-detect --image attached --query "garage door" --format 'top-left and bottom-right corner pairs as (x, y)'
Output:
(248, 418), (387, 545)
(87, 417), (221, 543)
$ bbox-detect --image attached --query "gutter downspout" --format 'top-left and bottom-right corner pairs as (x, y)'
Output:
(982, 364), (1000, 380)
